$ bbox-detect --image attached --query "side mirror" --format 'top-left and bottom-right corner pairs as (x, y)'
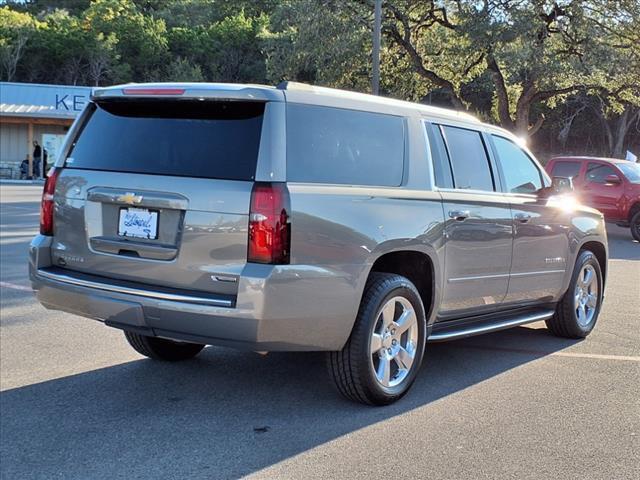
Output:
(604, 174), (621, 185)
(551, 176), (574, 194)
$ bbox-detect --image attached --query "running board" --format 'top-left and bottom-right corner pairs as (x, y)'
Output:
(427, 310), (554, 342)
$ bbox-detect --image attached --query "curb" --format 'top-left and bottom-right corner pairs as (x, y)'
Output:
(0, 180), (45, 185)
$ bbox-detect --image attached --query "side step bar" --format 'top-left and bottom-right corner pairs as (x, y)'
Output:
(428, 310), (554, 342)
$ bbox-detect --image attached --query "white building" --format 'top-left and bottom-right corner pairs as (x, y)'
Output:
(0, 82), (92, 178)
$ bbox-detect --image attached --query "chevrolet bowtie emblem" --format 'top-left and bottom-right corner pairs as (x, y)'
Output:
(117, 192), (143, 205)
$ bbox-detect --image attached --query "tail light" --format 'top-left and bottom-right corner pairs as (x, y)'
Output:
(248, 182), (291, 264)
(122, 88), (185, 95)
(40, 168), (61, 235)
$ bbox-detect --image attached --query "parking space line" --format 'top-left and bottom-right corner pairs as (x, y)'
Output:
(458, 344), (640, 362)
(0, 281), (32, 292)
(551, 351), (640, 362)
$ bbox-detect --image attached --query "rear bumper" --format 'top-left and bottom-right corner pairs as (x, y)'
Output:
(29, 235), (361, 351)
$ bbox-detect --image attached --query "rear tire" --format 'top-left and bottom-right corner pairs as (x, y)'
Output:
(327, 273), (427, 405)
(546, 250), (603, 338)
(124, 331), (205, 361)
(630, 210), (640, 242)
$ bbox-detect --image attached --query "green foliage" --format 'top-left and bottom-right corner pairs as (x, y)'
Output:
(0, 6), (41, 81)
(165, 56), (204, 82)
(167, 11), (267, 82)
(263, 0), (371, 90)
(0, 0), (637, 155)
(84, 0), (169, 82)
(206, 11), (268, 82)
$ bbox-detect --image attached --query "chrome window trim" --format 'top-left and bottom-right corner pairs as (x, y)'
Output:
(286, 182), (442, 200)
(435, 187), (510, 198)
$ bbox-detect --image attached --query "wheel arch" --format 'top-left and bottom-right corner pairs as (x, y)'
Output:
(366, 249), (439, 325)
(628, 202), (640, 223)
(578, 240), (607, 289)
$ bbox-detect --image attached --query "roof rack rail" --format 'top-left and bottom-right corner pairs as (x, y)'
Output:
(276, 81), (315, 91)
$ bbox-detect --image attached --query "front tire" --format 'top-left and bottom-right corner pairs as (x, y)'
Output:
(327, 273), (427, 405)
(630, 210), (640, 242)
(124, 331), (205, 361)
(546, 250), (603, 338)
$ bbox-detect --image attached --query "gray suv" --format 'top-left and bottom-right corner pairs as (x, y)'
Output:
(30, 82), (608, 405)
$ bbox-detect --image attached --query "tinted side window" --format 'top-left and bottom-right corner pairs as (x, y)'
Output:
(551, 161), (581, 179)
(425, 123), (453, 188)
(586, 163), (618, 183)
(287, 104), (404, 186)
(67, 101), (264, 180)
(492, 136), (542, 194)
(440, 126), (494, 191)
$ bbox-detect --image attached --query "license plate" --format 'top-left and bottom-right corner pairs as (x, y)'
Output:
(118, 208), (158, 239)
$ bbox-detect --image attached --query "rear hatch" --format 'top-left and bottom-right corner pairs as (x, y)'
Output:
(51, 93), (268, 300)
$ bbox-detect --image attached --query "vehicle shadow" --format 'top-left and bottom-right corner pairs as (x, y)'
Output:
(0, 196), (622, 478)
(0, 325), (577, 480)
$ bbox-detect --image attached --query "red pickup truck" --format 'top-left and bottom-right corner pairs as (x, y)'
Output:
(546, 156), (640, 241)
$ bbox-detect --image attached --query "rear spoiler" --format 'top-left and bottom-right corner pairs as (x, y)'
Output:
(92, 83), (284, 102)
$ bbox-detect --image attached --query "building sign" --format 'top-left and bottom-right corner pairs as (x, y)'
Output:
(54, 92), (88, 112)
(0, 82), (93, 118)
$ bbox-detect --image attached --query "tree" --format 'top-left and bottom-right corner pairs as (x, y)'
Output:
(36, 10), (91, 85)
(206, 11), (268, 82)
(164, 56), (204, 82)
(264, 0), (371, 89)
(0, 0), (636, 155)
(582, 0), (640, 156)
(87, 32), (118, 85)
(379, 1), (639, 139)
(84, 0), (169, 82)
(168, 11), (268, 82)
(0, 7), (38, 81)
(381, 1), (482, 109)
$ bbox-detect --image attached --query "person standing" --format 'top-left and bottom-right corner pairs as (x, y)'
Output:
(33, 141), (42, 179)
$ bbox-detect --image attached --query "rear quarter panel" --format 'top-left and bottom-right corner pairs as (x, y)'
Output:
(286, 184), (446, 345)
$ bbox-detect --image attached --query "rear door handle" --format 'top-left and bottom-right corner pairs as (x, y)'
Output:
(514, 213), (532, 223)
(448, 210), (470, 221)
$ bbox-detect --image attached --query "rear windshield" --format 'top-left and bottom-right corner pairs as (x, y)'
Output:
(66, 100), (264, 180)
(551, 160), (581, 179)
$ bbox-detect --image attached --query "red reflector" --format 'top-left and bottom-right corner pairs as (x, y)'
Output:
(122, 88), (185, 95)
(248, 183), (291, 264)
(40, 167), (61, 236)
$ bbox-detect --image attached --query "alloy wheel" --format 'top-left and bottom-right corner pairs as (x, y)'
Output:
(370, 296), (419, 388)
(574, 264), (598, 327)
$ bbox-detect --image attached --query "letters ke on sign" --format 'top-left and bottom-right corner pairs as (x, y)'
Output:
(55, 93), (87, 112)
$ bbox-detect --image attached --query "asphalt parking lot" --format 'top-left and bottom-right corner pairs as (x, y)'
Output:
(1, 184), (638, 480)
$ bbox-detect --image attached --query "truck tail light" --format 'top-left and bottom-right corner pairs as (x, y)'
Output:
(248, 182), (291, 264)
(40, 167), (60, 235)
